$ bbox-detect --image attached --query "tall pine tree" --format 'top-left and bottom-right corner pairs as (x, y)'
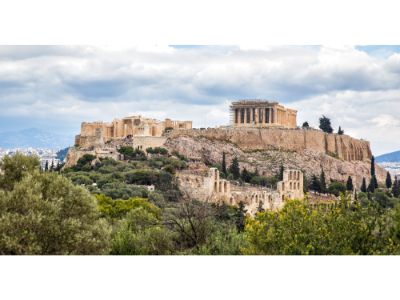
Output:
(229, 157), (241, 180)
(338, 126), (344, 135)
(241, 167), (252, 183)
(278, 164), (284, 181)
(371, 156), (376, 177)
(320, 169), (327, 194)
(346, 176), (353, 191)
(221, 152), (227, 175)
(367, 179), (376, 193)
(310, 174), (321, 193)
(235, 202), (247, 232)
(361, 177), (367, 192)
(393, 177), (400, 198)
(386, 171), (392, 189)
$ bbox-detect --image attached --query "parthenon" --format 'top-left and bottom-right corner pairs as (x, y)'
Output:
(230, 100), (297, 128)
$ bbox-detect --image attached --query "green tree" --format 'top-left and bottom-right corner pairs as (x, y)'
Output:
(96, 194), (160, 219)
(371, 156), (376, 177)
(393, 177), (400, 198)
(370, 156), (379, 189)
(234, 201), (247, 232)
(338, 126), (344, 135)
(229, 157), (241, 180)
(241, 167), (252, 183)
(386, 172), (393, 189)
(368, 178), (377, 193)
(302, 122), (310, 129)
(328, 181), (346, 197)
(361, 177), (367, 193)
(320, 169), (327, 194)
(0, 153), (40, 191)
(110, 207), (174, 255)
(0, 171), (111, 254)
(310, 175), (321, 193)
(44, 160), (49, 171)
(243, 196), (394, 255)
(319, 115), (333, 134)
(346, 176), (354, 191)
(278, 164), (284, 181)
(221, 152), (227, 175)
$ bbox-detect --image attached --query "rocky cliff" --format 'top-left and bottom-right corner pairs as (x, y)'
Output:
(166, 128), (385, 187)
(169, 127), (372, 162)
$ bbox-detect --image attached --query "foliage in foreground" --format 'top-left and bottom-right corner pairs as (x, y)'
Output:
(3, 154), (400, 255)
(244, 196), (400, 255)
(0, 155), (111, 254)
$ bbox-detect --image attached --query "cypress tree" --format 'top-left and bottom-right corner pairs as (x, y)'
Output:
(371, 156), (376, 177)
(278, 164), (284, 181)
(44, 160), (49, 171)
(229, 157), (241, 180)
(386, 171), (392, 189)
(310, 175), (321, 193)
(393, 177), (400, 198)
(361, 177), (367, 193)
(320, 169), (327, 194)
(368, 179), (376, 193)
(221, 152), (227, 175)
(241, 167), (252, 183)
(235, 202), (247, 232)
(338, 126), (344, 135)
(346, 176), (353, 191)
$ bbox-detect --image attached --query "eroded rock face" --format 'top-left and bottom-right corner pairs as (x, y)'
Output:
(169, 127), (372, 162)
(165, 135), (386, 187)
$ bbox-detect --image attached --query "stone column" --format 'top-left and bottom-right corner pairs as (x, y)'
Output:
(272, 108), (276, 124)
(244, 108), (247, 124)
(235, 109), (238, 124)
(254, 108), (259, 125)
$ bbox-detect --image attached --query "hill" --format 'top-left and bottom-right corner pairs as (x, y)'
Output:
(0, 128), (72, 149)
(376, 150), (400, 163)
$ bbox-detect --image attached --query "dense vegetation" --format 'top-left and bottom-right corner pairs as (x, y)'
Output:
(1, 151), (400, 255)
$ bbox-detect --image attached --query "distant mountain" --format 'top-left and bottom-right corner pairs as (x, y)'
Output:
(0, 128), (73, 150)
(376, 150), (400, 163)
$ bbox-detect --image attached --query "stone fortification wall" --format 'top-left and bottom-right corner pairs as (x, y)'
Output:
(169, 127), (372, 162)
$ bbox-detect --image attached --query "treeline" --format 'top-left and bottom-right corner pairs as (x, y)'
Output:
(1, 153), (400, 255)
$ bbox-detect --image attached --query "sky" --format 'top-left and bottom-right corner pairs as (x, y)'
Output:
(0, 45), (399, 155)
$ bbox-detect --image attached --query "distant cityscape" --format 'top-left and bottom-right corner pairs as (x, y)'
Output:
(0, 147), (68, 170)
(377, 162), (400, 177)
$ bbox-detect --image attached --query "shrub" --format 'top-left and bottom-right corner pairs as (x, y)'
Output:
(328, 181), (347, 196)
(96, 194), (160, 219)
(0, 171), (111, 254)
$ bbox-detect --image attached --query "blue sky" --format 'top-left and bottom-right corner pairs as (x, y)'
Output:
(0, 45), (399, 155)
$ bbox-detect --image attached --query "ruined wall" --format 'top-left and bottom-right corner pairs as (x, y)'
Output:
(169, 127), (372, 162)
(177, 168), (304, 215)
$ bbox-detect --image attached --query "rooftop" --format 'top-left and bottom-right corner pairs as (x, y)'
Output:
(230, 99), (279, 106)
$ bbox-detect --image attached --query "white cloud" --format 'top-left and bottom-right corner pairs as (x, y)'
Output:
(0, 45), (399, 154)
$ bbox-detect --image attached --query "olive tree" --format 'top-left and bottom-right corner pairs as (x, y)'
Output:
(0, 171), (111, 255)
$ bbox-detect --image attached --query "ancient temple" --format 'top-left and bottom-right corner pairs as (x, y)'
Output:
(230, 100), (297, 128)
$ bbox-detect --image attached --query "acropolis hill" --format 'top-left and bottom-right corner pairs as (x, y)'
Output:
(67, 99), (386, 187)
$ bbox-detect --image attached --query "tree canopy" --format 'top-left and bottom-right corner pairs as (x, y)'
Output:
(319, 115), (333, 134)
